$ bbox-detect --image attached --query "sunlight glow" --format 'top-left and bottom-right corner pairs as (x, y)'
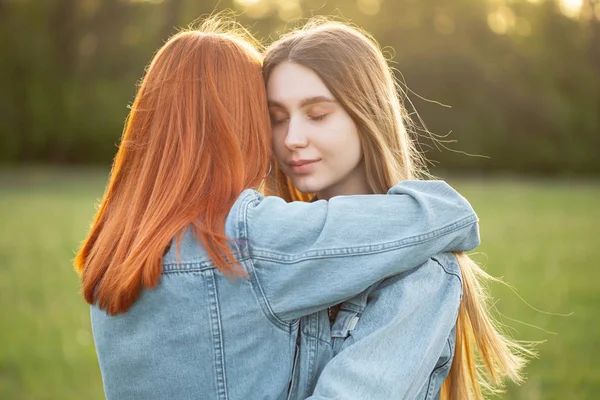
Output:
(487, 6), (516, 35)
(434, 12), (455, 35)
(515, 17), (532, 36)
(357, 0), (381, 16)
(277, 0), (302, 21)
(234, 0), (273, 19)
(234, 0), (263, 6)
(559, 0), (583, 18)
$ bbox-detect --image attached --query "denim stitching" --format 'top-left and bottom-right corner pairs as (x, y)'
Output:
(161, 257), (251, 274)
(306, 314), (319, 398)
(286, 341), (301, 400)
(301, 314), (333, 347)
(241, 193), (292, 332)
(251, 216), (478, 263)
(206, 269), (229, 400)
(430, 255), (462, 285)
(247, 258), (294, 331)
(424, 338), (454, 400)
(338, 302), (366, 314)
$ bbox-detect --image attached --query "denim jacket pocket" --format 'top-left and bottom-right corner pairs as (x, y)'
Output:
(330, 309), (362, 355)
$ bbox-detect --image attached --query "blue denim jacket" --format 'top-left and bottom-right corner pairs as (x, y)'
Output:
(90, 180), (480, 400)
(302, 252), (463, 400)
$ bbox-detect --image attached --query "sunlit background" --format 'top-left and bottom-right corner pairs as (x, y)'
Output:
(1, 0), (599, 399)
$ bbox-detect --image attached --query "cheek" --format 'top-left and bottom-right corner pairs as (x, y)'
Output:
(335, 119), (362, 161)
(349, 132), (363, 161)
(344, 118), (362, 155)
(319, 117), (353, 147)
(272, 130), (287, 159)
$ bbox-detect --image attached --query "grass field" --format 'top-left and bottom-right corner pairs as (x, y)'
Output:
(1, 168), (598, 399)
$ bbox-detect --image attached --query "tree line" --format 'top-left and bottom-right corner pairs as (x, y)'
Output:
(1, 0), (598, 175)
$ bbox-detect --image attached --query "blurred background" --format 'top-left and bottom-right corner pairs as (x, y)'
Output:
(0, 0), (598, 399)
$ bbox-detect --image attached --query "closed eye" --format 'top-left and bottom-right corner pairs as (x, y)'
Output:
(271, 117), (288, 125)
(270, 111), (289, 125)
(309, 114), (328, 122)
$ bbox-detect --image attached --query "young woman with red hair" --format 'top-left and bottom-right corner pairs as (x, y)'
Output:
(75, 19), (480, 399)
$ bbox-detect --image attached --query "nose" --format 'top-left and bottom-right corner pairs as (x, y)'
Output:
(284, 117), (308, 150)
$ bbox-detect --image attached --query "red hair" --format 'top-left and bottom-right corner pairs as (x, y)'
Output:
(74, 24), (271, 315)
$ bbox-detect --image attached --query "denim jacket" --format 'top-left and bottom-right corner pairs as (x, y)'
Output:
(90, 180), (480, 400)
(302, 252), (463, 400)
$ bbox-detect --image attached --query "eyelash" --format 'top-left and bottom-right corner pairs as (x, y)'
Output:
(309, 114), (328, 122)
(271, 117), (287, 126)
(270, 113), (329, 125)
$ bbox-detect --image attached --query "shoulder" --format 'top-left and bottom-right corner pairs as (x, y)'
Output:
(430, 252), (462, 286)
(161, 227), (215, 270)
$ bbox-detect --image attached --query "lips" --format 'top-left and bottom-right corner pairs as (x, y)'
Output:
(288, 159), (320, 174)
(289, 159), (319, 167)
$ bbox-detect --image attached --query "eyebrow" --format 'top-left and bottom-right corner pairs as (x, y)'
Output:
(268, 96), (337, 109)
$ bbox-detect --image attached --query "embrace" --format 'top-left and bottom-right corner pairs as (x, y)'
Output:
(75, 16), (532, 400)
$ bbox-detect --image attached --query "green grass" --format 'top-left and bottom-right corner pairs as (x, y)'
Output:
(448, 177), (600, 399)
(1, 168), (598, 399)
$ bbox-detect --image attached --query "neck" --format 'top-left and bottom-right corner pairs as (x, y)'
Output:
(316, 164), (372, 200)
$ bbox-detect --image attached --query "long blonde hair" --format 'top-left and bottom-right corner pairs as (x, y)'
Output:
(263, 20), (533, 399)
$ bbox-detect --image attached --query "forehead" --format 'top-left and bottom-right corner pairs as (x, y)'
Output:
(267, 62), (333, 105)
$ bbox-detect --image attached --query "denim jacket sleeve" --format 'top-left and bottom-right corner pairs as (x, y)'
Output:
(235, 180), (479, 322)
(308, 253), (463, 400)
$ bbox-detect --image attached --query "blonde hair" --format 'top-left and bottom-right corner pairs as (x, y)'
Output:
(263, 20), (533, 399)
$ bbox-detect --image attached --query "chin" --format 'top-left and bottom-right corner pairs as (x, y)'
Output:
(292, 179), (323, 195)
(294, 184), (316, 195)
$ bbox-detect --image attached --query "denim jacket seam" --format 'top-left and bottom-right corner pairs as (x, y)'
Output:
(302, 314), (319, 398)
(250, 215), (478, 263)
(240, 192), (295, 332)
(430, 256), (463, 286)
(338, 303), (364, 313)
(424, 338), (454, 400)
(161, 258), (252, 274)
(248, 257), (297, 332)
(301, 321), (333, 348)
(206, 269), (229, 400)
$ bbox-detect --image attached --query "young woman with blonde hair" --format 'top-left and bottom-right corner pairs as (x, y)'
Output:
(75, 18), (481, 399)
(264, 20), (533, 399)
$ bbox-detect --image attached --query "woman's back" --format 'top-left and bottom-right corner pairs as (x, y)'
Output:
(92, 229), (294, 399)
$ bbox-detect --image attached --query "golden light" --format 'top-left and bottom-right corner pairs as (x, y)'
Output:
(558, 0), (583, 18)
(357, 0), (381, 16)
(434, 12), (455, 35)
(234, 0), (263, 5)
(277, 0), (302, 21)
(234, 0), (274, 19)
(487, 6), (516, 35)
(515, 17), (532, 36)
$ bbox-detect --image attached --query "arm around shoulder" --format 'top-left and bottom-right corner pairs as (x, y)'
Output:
(235, 180), (479, 322)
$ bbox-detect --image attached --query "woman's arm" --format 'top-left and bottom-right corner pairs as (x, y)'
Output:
(308, 252), (462, 399)
(235, 180), (478, 322)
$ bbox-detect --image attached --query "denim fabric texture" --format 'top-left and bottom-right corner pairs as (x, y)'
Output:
(90, 180), (480, 400)
(304, 252), (462, 400)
